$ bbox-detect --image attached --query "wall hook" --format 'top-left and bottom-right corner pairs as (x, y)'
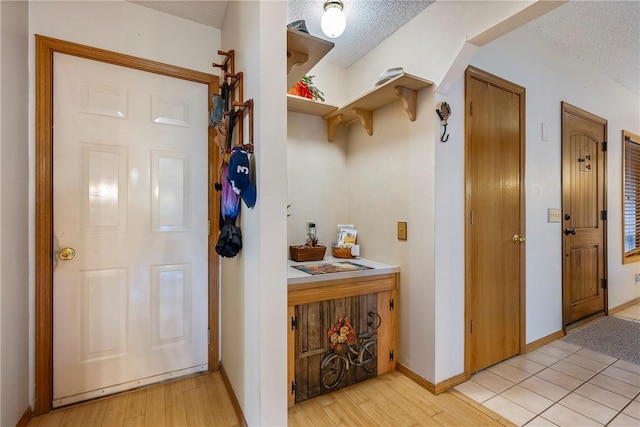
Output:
(440, 124), (449, 143)
(436, 101), (451, 142)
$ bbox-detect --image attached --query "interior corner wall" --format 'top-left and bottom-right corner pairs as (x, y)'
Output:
(286, 55), (350, 247)
(222, 2), (288, 425)
(286, 112), (349, 248)
(345, 88), (437, 380)
(469, 26), (640, 340)
(305, 60), (350, 107)
(1, 1), (30, 425)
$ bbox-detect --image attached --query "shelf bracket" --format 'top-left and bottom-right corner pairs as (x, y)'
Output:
(327, 114), (343, 143)
(394, 86), (418, 121)
(287, 50), (309, 75)
(352, 108), (373, 136)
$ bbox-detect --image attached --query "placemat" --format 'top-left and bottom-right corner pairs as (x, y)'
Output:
(292, 261), (373, 275)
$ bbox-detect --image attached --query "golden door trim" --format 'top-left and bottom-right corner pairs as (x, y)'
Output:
(34, 35), (220, 415)
(464, 66), (526, 376)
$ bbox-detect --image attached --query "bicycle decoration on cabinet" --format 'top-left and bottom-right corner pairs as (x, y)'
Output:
(320, 312), (381, 390)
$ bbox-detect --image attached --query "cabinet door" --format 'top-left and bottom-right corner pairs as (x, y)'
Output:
(376, 290), (397, 375)
(287, 305), (296, 407)
(294, 294), (378, 403)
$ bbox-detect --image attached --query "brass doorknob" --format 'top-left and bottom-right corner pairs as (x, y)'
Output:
(58, 247), (76, 261)
(512, 234), (526, 244)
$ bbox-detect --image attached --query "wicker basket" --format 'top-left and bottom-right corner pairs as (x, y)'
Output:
(289, 244), (326, 262)
(332, 246), (353, 259)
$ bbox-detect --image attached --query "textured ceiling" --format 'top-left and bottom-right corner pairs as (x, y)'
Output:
(286, 0), (434, 67)
(526, 1), (640, 94)
(129, 0), (639, 94)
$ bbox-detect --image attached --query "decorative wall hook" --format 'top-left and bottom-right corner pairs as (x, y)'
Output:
(436, 101), (451, 142)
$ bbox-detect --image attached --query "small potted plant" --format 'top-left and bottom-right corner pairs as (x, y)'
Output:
(288, 75), (325, 102)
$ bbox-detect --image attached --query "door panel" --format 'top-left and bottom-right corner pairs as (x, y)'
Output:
(53, 53), (209, 406)
(562, 103), (607, 326)
(465, 67), (525, 373)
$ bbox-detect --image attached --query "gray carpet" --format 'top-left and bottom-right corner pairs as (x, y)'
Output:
(562, 316), (640, 365)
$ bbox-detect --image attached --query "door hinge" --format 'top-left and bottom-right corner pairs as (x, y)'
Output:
(469, 102), (473, 116)
(389, 350), (395, 361)
(389, 298), (395, 311)
(602, 141), (607, 151)
(602, 279), (608, 289)
(601, 210), (607, 221)
(208, 219), (211, 236)
(291, 316), (297, 330)
(207, 328), (210, 345)
(470, 320), (473, 334)
(470, 210), (474, 225)
(291, 381), (297, 395)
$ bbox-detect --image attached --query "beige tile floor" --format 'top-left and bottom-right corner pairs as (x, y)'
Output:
(455, 304), (640, 426)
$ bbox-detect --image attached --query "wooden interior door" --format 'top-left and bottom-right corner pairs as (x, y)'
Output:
(561, 102), (607, 327)
(465, 67), (526, 374)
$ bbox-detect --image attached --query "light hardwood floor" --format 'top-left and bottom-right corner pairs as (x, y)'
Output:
(27, 372), (240, 427)
(28, 370), (513, 427)
(289, 370), (513, 427)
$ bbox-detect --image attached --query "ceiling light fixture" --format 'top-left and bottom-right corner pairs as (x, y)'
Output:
(321, 0), (346, 39)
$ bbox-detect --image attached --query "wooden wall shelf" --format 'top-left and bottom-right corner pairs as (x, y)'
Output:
(287, 95), (337, 116)
(323, 73), (433, 142)
(287, 29), (334, 90)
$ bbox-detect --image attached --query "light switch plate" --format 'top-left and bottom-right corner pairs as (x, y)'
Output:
(397, 222), (407, 240)
(548, 209), (561, 223)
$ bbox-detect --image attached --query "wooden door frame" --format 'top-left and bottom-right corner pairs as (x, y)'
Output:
(34, 35), (220, 415)
(560, 101), (608, 330)
(464, 66), (526, 376)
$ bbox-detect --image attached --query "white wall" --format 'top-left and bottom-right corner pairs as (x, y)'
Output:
(344, 1), (537, 96)
(222, 1), (288, 425)
(346, 89), (437, 379)
(287, 112), (348, 247)
(28, 0), (221, 409)
(305, 60), (350, 107)
(471, 26), (640, 335)
(29, 1), (220, 74)
(1, 1), (30, 425)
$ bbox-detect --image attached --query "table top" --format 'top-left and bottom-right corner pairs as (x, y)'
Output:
(287, 256), (399, 285)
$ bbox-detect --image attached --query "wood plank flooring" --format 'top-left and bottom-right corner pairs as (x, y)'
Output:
(289, 370), (514, 427)
(28, 370), (512, 427)
(27, 372), (240, 427)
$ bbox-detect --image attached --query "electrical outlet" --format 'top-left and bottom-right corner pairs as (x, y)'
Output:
(397, 222), (407, 240)
(635, 274), (640, 283)
(548, 208), (561, 223)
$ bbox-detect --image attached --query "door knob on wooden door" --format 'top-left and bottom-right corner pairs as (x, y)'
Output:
(564, 228), (576, 236)
(57, 247), (76, 261)
(512, 234), (526, 244)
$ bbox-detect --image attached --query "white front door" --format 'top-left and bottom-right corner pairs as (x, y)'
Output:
(53, 53), (209, 407)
